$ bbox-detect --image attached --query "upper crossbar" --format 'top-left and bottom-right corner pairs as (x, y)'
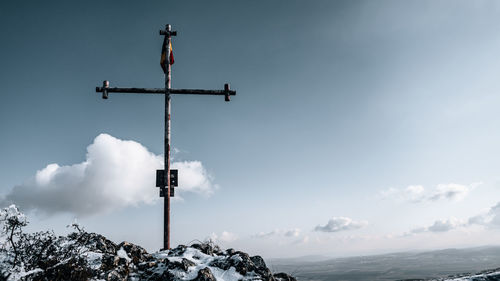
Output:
(96, 81), (236, 101)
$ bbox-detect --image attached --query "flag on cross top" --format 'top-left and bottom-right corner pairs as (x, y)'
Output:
(160, 37), (174, 73)
(169, 42), (174, 65)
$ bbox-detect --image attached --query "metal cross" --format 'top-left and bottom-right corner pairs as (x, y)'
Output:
(95, 24), (236, 250)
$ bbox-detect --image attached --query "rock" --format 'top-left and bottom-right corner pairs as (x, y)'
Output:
(114, 256), (129, 266)
(167, 257), (196, 271)
(106, 269), (126, 281)
(230, 251), (253, 275)
(109, 265), (129, 281)
(208, 257), (232, 270)
(250, 255), (267, 269)
(94, 234), (117, 255)
(117, 241), (151, 264)
(68, 232), (117, 255)
(35, 257), (93, 281)
(256, 267), (274, 280)
(209, 251), (274, 280)
(226, 248), (236, 256)
(101, 254), (116, 271)
(193, 267), (216, 281)
(274, 272), (297, 281)
(137, 260), (158, 271)
(158, 270), (175, 281)
(251, 255), (274, 280)
(191, 243), (223, 256)
(167, 244), (187, 257)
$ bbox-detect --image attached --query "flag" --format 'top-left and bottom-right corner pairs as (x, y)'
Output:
(169, 42), (174, 65)
(160, 37), (174, 73)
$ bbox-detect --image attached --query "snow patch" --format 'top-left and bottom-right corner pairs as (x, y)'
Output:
(117, 247), (131, 262)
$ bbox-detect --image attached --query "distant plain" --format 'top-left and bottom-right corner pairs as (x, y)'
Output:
(266, 246), (500, 281)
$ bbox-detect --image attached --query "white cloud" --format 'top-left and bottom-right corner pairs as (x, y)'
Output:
(171, 161), (216, 196)
(210, 231), (238, 243)
(379, 185), (426, 202)
(406, 185), (425, 195)
(428, 183), (471, 201)
(1, 134), (217, 217)
(253, 228), (301, 239)
(380, 182), (481, 203)
(314, 217), (367, 233)
(407, 218), (465, 235)
(428, 218), (466, 232)
(408, 227), (427, 234)
(253, 230), (277, 238)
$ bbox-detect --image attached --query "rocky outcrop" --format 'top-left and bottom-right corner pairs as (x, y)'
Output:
(1, 231), (296, 281)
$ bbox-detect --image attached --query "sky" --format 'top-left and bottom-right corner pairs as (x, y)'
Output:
(1, 0), (500, 258)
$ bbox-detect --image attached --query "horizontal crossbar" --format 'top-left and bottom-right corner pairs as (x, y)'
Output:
(96, 87), (236, 96)
(96, 81), (236, 101)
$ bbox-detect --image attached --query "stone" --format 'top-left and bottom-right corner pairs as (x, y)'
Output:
(231, 251), (253, 275)
(251, 255), (274, 280)
(208, 257), (232, 271)
(117, 241), (151, 264)
(191, 243), (223, 256)
(35, 257), (93, 281)
(101, 254), (115, 271)
(193, 267), (216, 281)
(273, 272), (297, 281)
(167, 257), (196, 271)
(167, 244), (187, 257)
(226, 248), (236, 256)
(68, 232), (117, 255)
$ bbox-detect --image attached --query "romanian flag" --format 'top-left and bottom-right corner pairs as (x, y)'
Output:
(160, 37), (174, 73)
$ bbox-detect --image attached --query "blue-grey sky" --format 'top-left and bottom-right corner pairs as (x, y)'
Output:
(1, 0), (500, 258)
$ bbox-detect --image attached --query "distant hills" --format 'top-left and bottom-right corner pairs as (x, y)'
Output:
(266, 246), (500, 281)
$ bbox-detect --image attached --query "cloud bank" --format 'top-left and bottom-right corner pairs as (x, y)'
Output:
(1, 134), (216, 217)
(407, 201), (500, 235)
(314, 217), (367, 233)
(466, 202), (500, 228)
(380, 182), (481, 203)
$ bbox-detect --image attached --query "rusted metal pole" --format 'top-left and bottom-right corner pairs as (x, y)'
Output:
(164, 24), (173, 250)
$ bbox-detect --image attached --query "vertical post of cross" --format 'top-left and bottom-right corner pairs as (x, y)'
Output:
(161, 24), (176, 250)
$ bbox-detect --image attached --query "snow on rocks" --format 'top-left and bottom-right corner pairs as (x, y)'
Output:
(0, 230), (296, 281)
(143, 243), (286, 281)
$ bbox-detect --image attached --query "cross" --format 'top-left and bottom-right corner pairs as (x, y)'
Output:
(95, 24), (236, 250)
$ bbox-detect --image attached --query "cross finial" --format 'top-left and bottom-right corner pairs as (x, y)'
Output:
(160, 24), (177, 37)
